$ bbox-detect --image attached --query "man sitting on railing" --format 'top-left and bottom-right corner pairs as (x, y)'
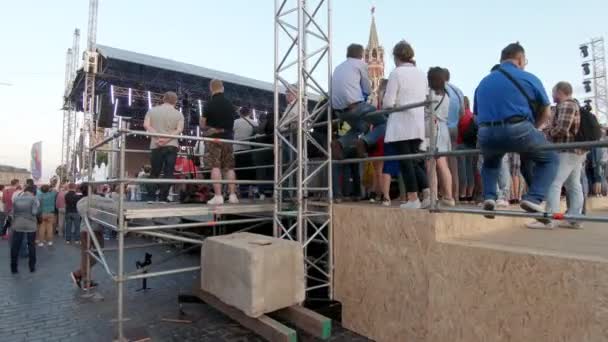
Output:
(474, 42), (558, 219)
(143, 91), (184, 203)
(331, 43), (385, 160)
(200, 79), (238, 205)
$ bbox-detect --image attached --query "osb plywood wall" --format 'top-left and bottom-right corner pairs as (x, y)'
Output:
(333, 204), (608, 342)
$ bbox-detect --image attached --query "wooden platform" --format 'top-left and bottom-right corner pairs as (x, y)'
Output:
(333, 202), (608, 342)
(189, 289), (331, 342)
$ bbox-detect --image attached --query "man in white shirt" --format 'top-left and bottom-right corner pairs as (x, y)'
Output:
(233, 107), (258, 197)
(143, 91), (185, 202)
(233, 107), (258, 152)
(331, 44), (384, 160)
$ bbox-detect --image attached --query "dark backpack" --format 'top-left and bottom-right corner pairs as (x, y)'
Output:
(462, 119), (478, 147)
(575, 104), (602, 142)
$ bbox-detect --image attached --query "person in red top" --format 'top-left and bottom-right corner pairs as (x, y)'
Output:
(2, 179), (20, 238)
(456, 97), (476, 202)
(365, 78), (389, 203)
(3, 179), (19, 213)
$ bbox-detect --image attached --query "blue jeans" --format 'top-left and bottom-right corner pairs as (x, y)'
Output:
(336, 103), (385, 148)
(479, 121), (558, 204)
(64, 212), (81, 242)
(11, 231), (36, 272)
(497, 155), (511, 201)
(456, 145), (475, 190)
(546, 153), (586, 216)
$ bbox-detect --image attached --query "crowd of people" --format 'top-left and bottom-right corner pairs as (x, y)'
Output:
(1, 178), (117, 288)
(330, 40), (608, 229)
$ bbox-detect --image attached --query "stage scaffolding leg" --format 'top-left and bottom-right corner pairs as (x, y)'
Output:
(116, 118), (127, 341)
(274, 0), (333, 298)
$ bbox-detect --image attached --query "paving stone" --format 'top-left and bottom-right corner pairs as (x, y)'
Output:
(0, 237), (370, 342)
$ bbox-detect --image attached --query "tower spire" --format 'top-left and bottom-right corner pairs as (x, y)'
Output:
(368, 6), (379, 49)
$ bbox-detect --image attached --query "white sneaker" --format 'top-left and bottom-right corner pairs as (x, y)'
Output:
(558, 221), (583, 229)
(520, 200), (544, 213)
(440, 199), (456, 207)
(400, 199), (421, 209)
(207, 195), (224, 205)
(228, 193), (239, 204)
(420, 197), (431, 209)
(526, 221), (555, 230)
(37, 242), (44, 247)
(520, 200), (550, 224)
(496, 199), (509, 208)
(259, 194), (266, 201)
(47, 241), (53, 246)
(381, 198), (391, 207)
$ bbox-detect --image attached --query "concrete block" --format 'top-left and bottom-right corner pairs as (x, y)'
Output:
(201, 233), (305, 318)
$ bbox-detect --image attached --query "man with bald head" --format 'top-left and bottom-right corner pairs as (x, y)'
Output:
(143, 91), (185, 202)
(201, 79), (238, 205)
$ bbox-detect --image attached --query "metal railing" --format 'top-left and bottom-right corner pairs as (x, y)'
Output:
(81, 92), (608, 342)
(83, 116), (281, 339)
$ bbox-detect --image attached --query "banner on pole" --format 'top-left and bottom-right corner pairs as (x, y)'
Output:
(31, 141), (42, 181)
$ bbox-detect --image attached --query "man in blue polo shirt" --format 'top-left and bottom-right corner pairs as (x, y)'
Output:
(474, 42), (558, 219)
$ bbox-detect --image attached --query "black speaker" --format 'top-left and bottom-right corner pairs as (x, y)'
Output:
(98, 94), (115, 128)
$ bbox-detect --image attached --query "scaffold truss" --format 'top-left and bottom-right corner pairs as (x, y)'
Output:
(273, 0), (334, 298)
(582, 37), (608, 125)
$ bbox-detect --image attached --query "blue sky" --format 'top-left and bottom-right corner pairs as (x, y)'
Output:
(1, 0), (607, 181)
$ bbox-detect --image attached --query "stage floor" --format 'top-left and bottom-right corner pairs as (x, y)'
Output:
(121, 200), (274, 219)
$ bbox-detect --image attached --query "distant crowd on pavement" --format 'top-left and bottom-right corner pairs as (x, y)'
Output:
(1, 177), (117, 289)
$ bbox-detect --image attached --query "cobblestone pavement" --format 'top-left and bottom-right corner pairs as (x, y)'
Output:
(0, 237), (369, 342)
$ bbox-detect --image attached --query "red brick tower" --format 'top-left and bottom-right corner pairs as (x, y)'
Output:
(364, 6), (385, 108)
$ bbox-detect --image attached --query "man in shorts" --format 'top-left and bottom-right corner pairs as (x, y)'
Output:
(201, 79), (238, 205)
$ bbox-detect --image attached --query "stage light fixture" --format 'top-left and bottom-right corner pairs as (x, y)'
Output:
(198, 99), (203, 115)
(113, 99), (119, 116)
(583, 80), (592, 93)
(128, 88), (132, 106)
(147, 91), (152, 109)
(580, 45), (589, 58)
(110, 85), (115, 104)
(582, 63), (591, 76)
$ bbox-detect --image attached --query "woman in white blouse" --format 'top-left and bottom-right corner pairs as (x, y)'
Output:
(382, 41), (429, 209)
(425, 67), (455, 207)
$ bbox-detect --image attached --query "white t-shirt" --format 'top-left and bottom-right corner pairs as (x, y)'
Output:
(383, 63), (428, 143)
(144, 103), (184, 149)
(233, 116), (258, 151)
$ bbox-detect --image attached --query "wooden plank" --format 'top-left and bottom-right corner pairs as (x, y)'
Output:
(193, 289), (297, 342)
(273, 305), (332, 340)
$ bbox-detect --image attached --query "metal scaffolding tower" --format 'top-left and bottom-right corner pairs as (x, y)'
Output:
(61, 28), (81, 181)
(273, 0), (334, 298)
(82, 0), (99, 175)
(61, 48), (73, 180)
(582, 37), (608, 124)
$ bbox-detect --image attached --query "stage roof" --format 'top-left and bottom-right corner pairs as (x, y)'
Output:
(66, 44), (299, 118)
(95, 44), (276, 94)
